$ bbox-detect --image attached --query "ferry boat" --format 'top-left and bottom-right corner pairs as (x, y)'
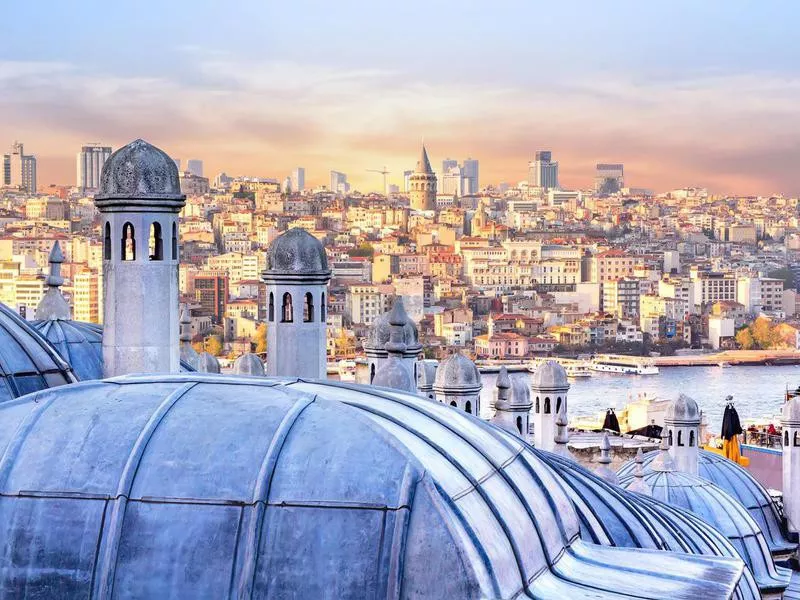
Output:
(589, 355), (659, 375)
(529, 357), (592, 379)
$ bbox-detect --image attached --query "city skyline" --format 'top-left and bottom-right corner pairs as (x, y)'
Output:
(2, 1), (800, 195)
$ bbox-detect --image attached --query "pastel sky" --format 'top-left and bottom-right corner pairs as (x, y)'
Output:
(2, 0), (799, 195)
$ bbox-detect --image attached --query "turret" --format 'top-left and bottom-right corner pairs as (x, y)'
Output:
(95, 139), (185, 377)
(782, 393), (800, 534)
(530, 360), (569, 452)
(34, 242), (70, 321)
(372, 299), (416, 393)
(364, 297), (422, 384)
(408, 144), (437, 211)
(415, 359), (438, 400)
(262, 228), (331, 378)
(552, 405), (574, 459)
(665, 393), (701, 475)
(491, 366), (532, 440)
(433, 351), (482, 415)
(179, 304), (199, 369)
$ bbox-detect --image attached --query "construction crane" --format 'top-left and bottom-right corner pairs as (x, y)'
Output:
(366, 166), (391, 196)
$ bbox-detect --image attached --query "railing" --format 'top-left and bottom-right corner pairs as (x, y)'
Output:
(742, 430), (783, 449)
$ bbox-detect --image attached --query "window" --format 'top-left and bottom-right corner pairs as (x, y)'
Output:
(172, 222), (178, 259)
(121, 222), (136, 261)
(370, 363), (375, 384)
(450, 400), (457, 407)
(535, 397), (540, 413)
(465, 400), (472, 415)
(281, 292), (293, 322)
(677, 430), (683, 446)
(785, 431), (790, 446)
(268, 293), (275, 322)
(668, 430), (673, 446)
(544, 397), (551, 414)
(104, 222), (111, 260)
(321, 292), (326, 322)
(149, 222), (163, 261)
(556, 397), (562, 415)
(795, 431), (800, 447)
(516, 416), (523, 435)
(689, 430), (695, 447)
(303, 292), (314, 322)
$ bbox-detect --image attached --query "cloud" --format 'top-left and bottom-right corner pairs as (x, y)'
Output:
(1, 58), (799, 195)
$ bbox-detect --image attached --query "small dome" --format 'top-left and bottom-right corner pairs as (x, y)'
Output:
(415, 359), (438, 388)
(232, 353), (264, 376)
(531, 360), (569, 390)
(265, 228), (329, 274)
(32, 319), (103, 381)
(364, 308), (421, 354)
(433, 352), (481, 392)
(665, 393), (701, 424)
(372, 357), (415, 392)
(95, 139), (184, 201)
(195, 352), (220, 374)
(0, 303), (75, 399)
(783, 395), (800, 425)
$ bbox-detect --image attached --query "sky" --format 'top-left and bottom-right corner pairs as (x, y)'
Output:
(1, 0), (799, 195)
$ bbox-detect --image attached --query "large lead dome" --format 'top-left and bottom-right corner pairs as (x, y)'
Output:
(0, 375), (742, 598)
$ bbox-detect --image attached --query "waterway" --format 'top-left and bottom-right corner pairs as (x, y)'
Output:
(479, 364), (800, 429)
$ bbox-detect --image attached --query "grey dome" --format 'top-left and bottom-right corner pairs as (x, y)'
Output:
(32, 320), (195, 380)
(95, 139), (184, 202)
(365, 303), (422, 355)
(783, 394), (800, 424)
(265, 228), (329, 274)
(415, 359), (438, 388)
(531, 360), (569, 390)
(618, 448), (797, 558)
(433, 352), (481, 392)
(619, 467), (791, 595)
(372, 357), (415, 392)
(0, 375), (743, 599)
(536, 450), (759, 599)
(665, 393), (701, 424)
(0, 302), (75, 400)
(196, 351), (221, 373)
(233, 353), (265, 376)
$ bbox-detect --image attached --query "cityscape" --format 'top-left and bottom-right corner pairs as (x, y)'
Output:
(2, 1), (800, 599)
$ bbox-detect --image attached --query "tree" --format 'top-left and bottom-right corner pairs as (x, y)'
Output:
(254, 323), (267, 354)
(750, 316), (779, 349)
(735, 327), (754, 350)
(205, 335), (223, 356)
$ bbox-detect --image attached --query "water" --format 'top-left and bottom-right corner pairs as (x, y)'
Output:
(479, 365), (800, 430)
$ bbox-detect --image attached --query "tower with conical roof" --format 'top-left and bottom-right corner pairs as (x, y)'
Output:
(408, 144), (437, 211)
(262, 227), (331, 378)
(95, 139), (185, 377)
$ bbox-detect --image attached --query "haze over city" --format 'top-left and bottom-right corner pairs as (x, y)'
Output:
(2, 0), (799, 195)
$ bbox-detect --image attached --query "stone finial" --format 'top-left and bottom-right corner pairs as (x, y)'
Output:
(179, 304), (192, 343)
(34, 241), (71, 320)
(495, 366), (511, 408)
(196, 351), (220, 374)
(233, 353), (265, 376)
(178, 304), (199, 369)
(372, 298), (416, 392)
(385, 298), (409, 357)
(594, 433), (620, 485)
(553, 406), (574, 459)
(627, 448), (651, 495)
(650, 428), (677, 472)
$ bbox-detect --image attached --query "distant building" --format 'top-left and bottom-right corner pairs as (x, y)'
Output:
(291, 167), (305, 192)
(186, 159), (203, 177)
(193, 271), (229, 324)
(76, 144), (112, 192)
(73, 270), (102, 324)
(330, 171), (349, 195)
(594, 163), (624, 194)
(403, 170), (413, 193)
(462, 158), (479, 194)
(6, 142), (36, 193)
(528, 150), (558, 191)
(408, 145), (437, 211)
(179, 172), (210, 196)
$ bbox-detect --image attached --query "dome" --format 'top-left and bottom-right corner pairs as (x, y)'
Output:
(415, 359), (438, 388)
(783, 395), (800, 425)
(531, 360), (569, 390)
(433, 351), (481, 392)
(618, 448), (797, 558)
(665, 393), (701, 424)
(196, 351), (220, 373)
(265, 228), (329, 275)
(95, 139), (184, 204)
(619, 466), (791, 595)
(372, 357), (415, 392)
(0, 375), (743, 599)
(364, 304), (422, 355)
(0, 303), (75, 400)
(232, 353), (265, 376)
(535, 450), (759, 599)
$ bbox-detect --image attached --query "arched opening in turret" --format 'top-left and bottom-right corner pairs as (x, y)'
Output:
(516, 416), (523, 434)
(535, 397), (540, 413)
(556, 397), (562, 415)
(303, 292), (314, 322)
(795, 431), (800, 447)
(321, 292), (326, 322)
(172, 222), (178, 259)
(677, 430), (684, 446)
(689, 430), (695, 447)
(544, 397), (551, 414)
(785, 431), (790, 446)
(104, 222), (111, 260)
(148, 222), (163, 261)
(668, 430), (674, 446)
(281, 292), (293, 323)
(370, 363), (375, 384)
(465, 400), (472, 415)
(268, 293), (274, 322)
(121, 222), (136, 261)
(449, 400), (457, 407)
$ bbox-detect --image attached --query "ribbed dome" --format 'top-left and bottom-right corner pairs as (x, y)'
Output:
(783, 394), (800, 425)
(0, 375), (743, 599)
(364, 307), (422, 355)
(536, 450), (759, 599)
(232, 353), (265, 376)
(665, 393), (701, 424)
(372, 357), (414, 392)
(619, 467), (791, 595)
(196, 351), (221, 373)
(433, 352), (481, 391)
(618, 448), (797, 558)
(0, 303), (75, 400)
(95, 139), (184, 202)
(265, 228), (329, 274)
(531, 360), (569, 389)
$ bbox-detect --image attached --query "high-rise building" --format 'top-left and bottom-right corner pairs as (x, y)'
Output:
(442, 158), (458, 173)
(193, 271), (229, 325)
(73, 270), (102, 324)
(291, 167), (305, 192)
(7, 142), (37, 193)
(403, 170), (413, 193)
(441, 166), (465, 196)
(595, 163), (624, 194)
(1, 154), (9, 186)
(187, 159), (203, 177)
(330, 171), (349, 195)
(76, 144), (112, 192)
(528, 150), (558, 191)
(462, 158), (479, 194)
(408, 144), (437, 211)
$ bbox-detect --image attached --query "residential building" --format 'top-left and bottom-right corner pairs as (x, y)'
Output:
(7, 142), (36, 193)
(193, 271), (229, 324)
(73, 270), (102, 323)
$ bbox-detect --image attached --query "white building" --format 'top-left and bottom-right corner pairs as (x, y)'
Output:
(76, 144), (112, 192)
(291, 167), (305, 192)
(528, 150), (558, 191)
(7, 142), (37, 193)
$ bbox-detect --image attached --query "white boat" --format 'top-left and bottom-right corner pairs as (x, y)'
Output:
(589, 356), (659, 375)
(529, 357), (592, 378)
